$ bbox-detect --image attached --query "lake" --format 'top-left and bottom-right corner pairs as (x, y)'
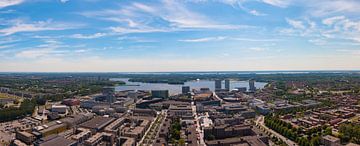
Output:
(111, 78), (267, 95)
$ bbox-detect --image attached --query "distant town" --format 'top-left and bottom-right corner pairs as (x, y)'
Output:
(1, 72), (360, 146)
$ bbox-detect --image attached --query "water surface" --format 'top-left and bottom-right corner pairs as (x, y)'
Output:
(112, 78), (267, 95)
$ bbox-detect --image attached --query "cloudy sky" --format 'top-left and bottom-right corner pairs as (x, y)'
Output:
(0, 0), (360, 72)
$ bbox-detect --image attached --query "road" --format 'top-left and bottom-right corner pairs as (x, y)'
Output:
(138, 110), (166, 146)
(192, 102), (206, 146)
(212, 92), (223, 103)
(256, 116), (298, 146)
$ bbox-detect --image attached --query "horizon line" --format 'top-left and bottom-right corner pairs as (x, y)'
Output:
(0, 69), (359, 74)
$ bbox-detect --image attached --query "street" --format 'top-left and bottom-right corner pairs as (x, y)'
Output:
(192, 102), (206, 146)
(256, 116), (298, 146)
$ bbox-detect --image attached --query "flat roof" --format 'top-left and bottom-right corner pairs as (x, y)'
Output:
(80, 116), (114, 130)
(39, 136), (76, 146)
(17, 131), (34, 137)
(119, 137), (135, 146)
(323, 135), (340, 142)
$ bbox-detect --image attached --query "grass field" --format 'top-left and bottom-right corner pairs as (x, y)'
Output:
(0, 93), (21, 99)
(0, 93), (23, 107)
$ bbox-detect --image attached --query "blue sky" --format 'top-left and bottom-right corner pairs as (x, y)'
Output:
(0, 0), (360, 72)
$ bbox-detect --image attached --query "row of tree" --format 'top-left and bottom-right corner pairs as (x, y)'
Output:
(169, 118), (185, 145)
(339, 123), (360, 144)
(265, 116), (299, 141)
(265, 116), (330, 146)
(0, 99), (36, 122)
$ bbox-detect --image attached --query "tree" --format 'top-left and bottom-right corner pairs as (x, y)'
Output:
(310, 136), (321, 146)
(339, 123), (360, 144)
(324, 127), (332, 135)
(179, 139), (185, 146)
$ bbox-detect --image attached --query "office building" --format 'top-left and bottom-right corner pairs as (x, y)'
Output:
(151, 90), (169, 99)
(215, 80), (222, 91)
(225, 79), (230, 91)
(182, 86), (190, 94)
(249, 79), (256, 92)
(103, 87), (115, 103)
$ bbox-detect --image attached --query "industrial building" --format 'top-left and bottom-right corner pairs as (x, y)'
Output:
(79, 116), (115, 133)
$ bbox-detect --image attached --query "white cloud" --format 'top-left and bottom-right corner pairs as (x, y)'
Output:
(14, 39), (89, 59)
(308, 39), (327, 46)
(74, 49), (88, 53)
(305, 0), (360, 17)
(179, 36), (279, 42)
(248, 47), (268, 52)
(262, 0), (291, 8)
(281, 18), (320, 37)
(60, 0), (70, 3)
(249, 10), (266, 16)
(286, 18), (305, 29)
(0, 45), (13, 49)
(2, 54), (360, 72)
(110, 26), (169, 34)
(231, 37), (279, 42)
(16, 48), (55, 58)
(15, 39), (66, 58)
(179, 36), (227, 42)
(210, 0), (267, 16)
(132, 2), (156, 13)
(143, 0), (249, 30)
(0, 19), (80, 36)
(70, 33), (107, 39)
(322, 16), (346, 26)
(281, 15), (360, 46)
(0, 37), (19, 44)
(117, 36), (156, 43)
(0, 0), (23, 8)
(336, 49), (360, 55)
(80, 0), (252, 34)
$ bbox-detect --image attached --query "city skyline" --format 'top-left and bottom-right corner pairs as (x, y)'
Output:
(1, 0), (360, 72)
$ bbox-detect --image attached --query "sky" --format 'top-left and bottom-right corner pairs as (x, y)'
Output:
(0, 0), (360, 72)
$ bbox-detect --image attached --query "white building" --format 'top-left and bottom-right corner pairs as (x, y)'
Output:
(51, 105), (68, 114)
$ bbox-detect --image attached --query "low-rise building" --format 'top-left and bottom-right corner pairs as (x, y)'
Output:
(16, 131), (35, 145)
(71, 128), (92, 143)
(322, 135), (341, 146)
(51, 105), (68, 114)
(79, 116), (115, 133)
(117, 137), (135, 146)
(35, 135), (77, 146)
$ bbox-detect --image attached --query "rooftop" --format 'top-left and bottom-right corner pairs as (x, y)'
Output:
(323, 135), (340, 142)
(80, 116), (115, 130)
(39, 136), (76, 146)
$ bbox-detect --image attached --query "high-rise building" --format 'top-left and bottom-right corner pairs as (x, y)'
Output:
(103, 87), (115, 103)
(225, 79), (230, 91)
(215, 79), (222, 91)
(151, 90), (169, 99)
(249, 80), (256, 92)
(128, 91), (138, 101)
(182, 86), (190, 94)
